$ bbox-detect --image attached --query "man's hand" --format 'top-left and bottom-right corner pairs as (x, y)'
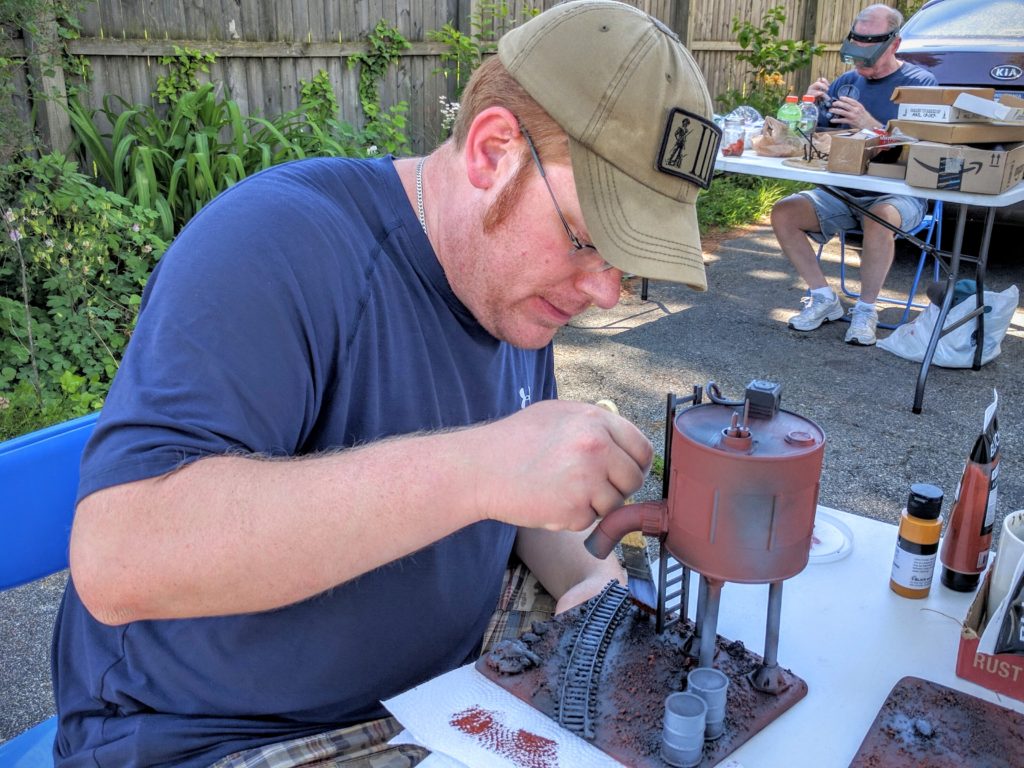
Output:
(806, 77), (830, 102)
(827, 97), (881, 131)
(471, 400), (653, 532)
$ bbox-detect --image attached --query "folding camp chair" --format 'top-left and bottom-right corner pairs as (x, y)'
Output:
(0, 411), (99, 768)
(816, 200), (944, 329)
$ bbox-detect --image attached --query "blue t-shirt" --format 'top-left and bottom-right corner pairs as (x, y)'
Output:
(819, 61), (937, 128)
(52, 157), (556, 767)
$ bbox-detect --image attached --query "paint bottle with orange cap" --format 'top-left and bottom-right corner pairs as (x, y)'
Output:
(890, 483), (944, 599)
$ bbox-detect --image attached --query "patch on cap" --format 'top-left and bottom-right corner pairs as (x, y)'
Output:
(656, 108), (720, 190)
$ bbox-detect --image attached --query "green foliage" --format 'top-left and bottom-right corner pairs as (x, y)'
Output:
(717, 5), (824, 117)
(427, 22), (480, 99)
(66, 70), (400, 240)
(299, 70), (339, 126)
(698, 174), (808, 232)
(347, 19), (411, 155)
(428, 2), (540, 99)
(894, 1), (926, 20)
(0, 0), (88, 163)
(0, 153), (167, 429)
(153, 45), (216, 104)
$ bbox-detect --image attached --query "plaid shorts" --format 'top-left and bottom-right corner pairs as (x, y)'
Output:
(208, 558), (556, 768)
(208, 717), (428, 768)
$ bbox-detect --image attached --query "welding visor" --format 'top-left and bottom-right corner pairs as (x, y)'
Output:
(839, 28), (897, 67)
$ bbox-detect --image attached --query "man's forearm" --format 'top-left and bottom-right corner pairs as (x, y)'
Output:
(70, 431), (486, 625)
(515, 526), (627, 614)
(71, 399), (651, 625)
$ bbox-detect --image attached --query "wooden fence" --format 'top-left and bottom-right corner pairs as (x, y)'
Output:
(7, 0), (889, 155)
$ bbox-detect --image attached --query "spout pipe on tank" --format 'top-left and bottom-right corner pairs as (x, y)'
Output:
(584, 500), (667, 559)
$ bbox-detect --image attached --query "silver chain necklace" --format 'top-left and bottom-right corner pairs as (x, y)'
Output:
(415, 157), (427, 235)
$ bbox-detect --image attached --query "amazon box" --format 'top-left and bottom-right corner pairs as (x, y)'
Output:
(955, 569), (1024, 703)
(827, 130), (880, 175)
(906, 141), (1024, 194)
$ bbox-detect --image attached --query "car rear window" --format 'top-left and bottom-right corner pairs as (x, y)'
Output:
(902, 0), (1024, 39)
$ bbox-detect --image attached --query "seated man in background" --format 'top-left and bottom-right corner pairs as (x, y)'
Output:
(771, 3), (936, 346)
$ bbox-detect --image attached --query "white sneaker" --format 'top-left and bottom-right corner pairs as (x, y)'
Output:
(788, 293), (843, 331)
(845, 306), (878, 346)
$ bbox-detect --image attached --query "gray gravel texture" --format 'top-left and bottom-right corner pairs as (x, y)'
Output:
(3, 222), (1023, 744)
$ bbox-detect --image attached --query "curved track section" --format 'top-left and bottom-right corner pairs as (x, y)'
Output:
(556, 581), (631, 739)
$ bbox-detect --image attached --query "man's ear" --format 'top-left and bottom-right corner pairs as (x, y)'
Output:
(463, 106), (522, 190)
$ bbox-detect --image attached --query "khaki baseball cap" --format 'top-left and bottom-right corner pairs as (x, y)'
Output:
(498, 0), (720, 290)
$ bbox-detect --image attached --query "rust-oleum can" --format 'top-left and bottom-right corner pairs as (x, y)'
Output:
(890, 484), (944, 599)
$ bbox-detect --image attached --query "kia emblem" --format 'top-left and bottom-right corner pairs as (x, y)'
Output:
(991, 65), (1023, 81)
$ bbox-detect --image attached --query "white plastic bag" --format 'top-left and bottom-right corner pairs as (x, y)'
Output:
(877, 284), (1018, 368)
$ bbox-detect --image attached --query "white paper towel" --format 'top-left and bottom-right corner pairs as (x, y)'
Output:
(382, 663), (623, 767)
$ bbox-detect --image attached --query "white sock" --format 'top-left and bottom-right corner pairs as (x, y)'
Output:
(854, 300), (876, 313)
(810, 286), (835, 301)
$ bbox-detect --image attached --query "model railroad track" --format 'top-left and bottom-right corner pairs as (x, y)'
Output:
(556, 580), (631, 740)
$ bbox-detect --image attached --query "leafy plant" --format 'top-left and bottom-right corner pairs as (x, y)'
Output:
(698, 174), (808, 232)
(428, 2), (540, 99)
(0, 0), (88, 164)
(717, 6), (823, 117)
(299, 70), (339, 126)
(67, 62), (409, 241)
(153, 45), (216, 104)
(0, 153), (167, 430)
(347, 19), (411, 155)
(894, 1), (926, 20)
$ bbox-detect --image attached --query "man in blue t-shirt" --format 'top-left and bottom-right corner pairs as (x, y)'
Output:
(52, 3), (724, 767)
(771, 3), (937, 347)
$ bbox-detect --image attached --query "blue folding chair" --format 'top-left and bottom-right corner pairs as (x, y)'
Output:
(0, 411), (99, 768)
(816, 200), (944, 329)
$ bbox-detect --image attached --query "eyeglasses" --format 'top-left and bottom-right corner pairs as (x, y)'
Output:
(520, 126), (613, 273)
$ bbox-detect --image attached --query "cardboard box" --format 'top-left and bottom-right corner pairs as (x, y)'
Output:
(867, 160), (907, 179)
(891, 86), (996, 105)
(890, 119), (1024, 144)
(906, 141), (1024, 194)
(953, 93), (1024, 124)
(955, 569), (1024, 703)
(897, 103), (985, 123)
(827, 130), (880, 175)
(867, 144), (908, 179)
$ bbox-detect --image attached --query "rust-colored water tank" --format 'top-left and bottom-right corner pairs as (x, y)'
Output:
(665, 401), (825, 583)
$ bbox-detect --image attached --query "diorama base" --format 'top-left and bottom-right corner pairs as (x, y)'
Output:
(849, 675), (1024, 767)
(476, 600), (808, 767)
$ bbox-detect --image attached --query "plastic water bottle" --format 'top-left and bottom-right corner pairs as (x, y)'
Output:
(776, 94), (801, 133)
(798, 95), (819, 135)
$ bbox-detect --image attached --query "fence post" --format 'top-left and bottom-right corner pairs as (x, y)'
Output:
(668, 0), (693, 48)
(23, 8), (73, 155)
(797, 0), (821, 97)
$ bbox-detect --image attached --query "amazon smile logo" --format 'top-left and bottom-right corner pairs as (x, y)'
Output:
(913, 158), (984, 176)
